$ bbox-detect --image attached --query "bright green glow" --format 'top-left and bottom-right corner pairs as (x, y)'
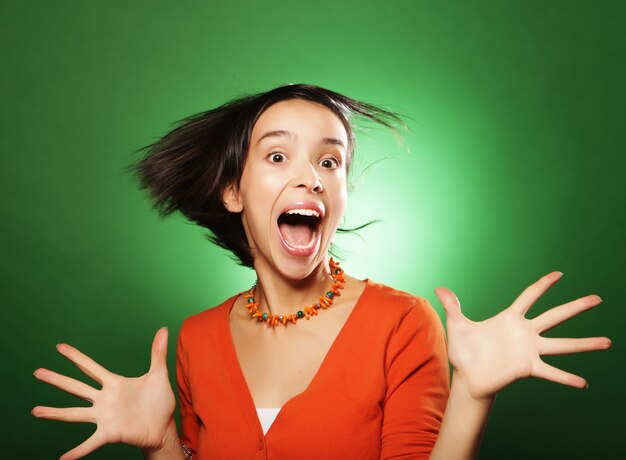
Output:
(3, 1), (623, 458)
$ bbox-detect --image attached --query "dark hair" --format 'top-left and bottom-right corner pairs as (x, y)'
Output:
(128, 83), (405, 268)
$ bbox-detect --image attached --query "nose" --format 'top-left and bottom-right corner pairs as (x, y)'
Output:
(292, 162), (323, 194)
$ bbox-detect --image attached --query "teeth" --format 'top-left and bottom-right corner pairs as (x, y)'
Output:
(285, 208), (320, 218)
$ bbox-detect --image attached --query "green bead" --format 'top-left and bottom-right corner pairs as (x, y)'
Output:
(297, 311), (304, 318)
(326, 291), (334, 299)
(248, 297), (254, 303)
(262, 313), (269, 320)
(335, 269), (342, 274)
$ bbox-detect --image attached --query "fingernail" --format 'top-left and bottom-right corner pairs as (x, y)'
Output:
(585, 383), (589, 389)
(558, 271), (564, 277)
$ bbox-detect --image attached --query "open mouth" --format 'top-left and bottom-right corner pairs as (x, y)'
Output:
(277, 207), (323, 256)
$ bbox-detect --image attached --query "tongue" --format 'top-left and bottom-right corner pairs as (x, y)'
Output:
(279, 222), (314, 247)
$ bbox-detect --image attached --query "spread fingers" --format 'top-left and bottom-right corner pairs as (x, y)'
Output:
(33, 368), (98, 402)
(31, 406), (93, 423)
(532, 360), (588, 389)
(532, 295), (603, 333)
(56, 343), (112, 385)
(59, 430), (106, 460)
(510, 271), (564, 315)
(539, 336), (612, 356)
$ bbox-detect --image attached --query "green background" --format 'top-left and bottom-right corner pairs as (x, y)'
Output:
(2, 1), (624, 458)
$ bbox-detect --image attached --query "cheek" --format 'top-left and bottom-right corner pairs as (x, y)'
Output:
(328, 179), (348, 222)
(240, 173), (282, 227)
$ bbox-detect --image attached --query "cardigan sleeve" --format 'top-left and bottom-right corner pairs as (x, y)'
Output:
(176, 323), (200, 459)
(380, 298), (451, 459)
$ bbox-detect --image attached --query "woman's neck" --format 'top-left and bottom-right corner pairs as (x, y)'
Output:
(252, 258), (332, 316)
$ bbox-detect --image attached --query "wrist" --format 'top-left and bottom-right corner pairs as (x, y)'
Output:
(142, 418), (181, 459)
(430, 373), (495, 460)
(450, 372), (497, 408)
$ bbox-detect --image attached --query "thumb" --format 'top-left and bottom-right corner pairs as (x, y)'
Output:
(149, 327), (169, 373)
(434, 287), (464, 322)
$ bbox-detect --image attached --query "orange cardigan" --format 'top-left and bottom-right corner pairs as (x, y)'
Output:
(176, 279), (450, 459)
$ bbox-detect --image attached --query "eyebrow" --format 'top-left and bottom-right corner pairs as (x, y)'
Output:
(255, 129), (346, 150)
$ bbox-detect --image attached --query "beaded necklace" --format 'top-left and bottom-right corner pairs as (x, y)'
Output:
(246, 258), (346, 327)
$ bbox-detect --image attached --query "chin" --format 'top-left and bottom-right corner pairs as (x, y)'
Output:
(274, 251), (324, 281)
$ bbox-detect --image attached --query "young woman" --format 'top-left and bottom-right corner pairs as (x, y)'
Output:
(32, 84), (612, 460)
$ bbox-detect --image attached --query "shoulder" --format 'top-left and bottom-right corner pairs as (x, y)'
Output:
(363, 281), (448, 373)
(178, 292), (241, 342)
(363, 279), (440, 328)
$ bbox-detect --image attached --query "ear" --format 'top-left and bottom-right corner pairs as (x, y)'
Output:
(222, 182), (243, 213)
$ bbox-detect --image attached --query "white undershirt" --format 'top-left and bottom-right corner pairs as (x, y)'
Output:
(256, 407), (281, 435)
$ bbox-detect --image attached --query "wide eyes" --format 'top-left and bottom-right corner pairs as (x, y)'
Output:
(269, 152), (286, 163)
(320, 158), (339, 169)
(267, 152), (340, 169)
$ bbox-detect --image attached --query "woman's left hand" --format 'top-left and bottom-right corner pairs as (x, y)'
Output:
(434, 271), (612, 403)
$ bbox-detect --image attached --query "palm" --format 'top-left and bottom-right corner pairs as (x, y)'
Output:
(434, 272), (611, 402)
(32, 328), (176, 460)
(96, 369), (174, 447)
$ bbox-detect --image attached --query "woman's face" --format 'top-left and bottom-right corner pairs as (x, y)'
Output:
(223, 99), (349, 279)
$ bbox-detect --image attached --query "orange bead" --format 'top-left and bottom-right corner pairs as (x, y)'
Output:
(245, 259), (347, 327)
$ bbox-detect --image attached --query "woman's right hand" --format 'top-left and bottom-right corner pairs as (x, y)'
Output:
(32, 327), (177, 460)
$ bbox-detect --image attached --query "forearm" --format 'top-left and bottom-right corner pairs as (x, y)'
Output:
(142, 418), (185, 460)
(429, 374), (495, 460)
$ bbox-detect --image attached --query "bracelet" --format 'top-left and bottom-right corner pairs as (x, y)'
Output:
(181, 442), (193, 460)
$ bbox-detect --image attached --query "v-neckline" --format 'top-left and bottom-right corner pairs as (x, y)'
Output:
(220, 278), (372, 438)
